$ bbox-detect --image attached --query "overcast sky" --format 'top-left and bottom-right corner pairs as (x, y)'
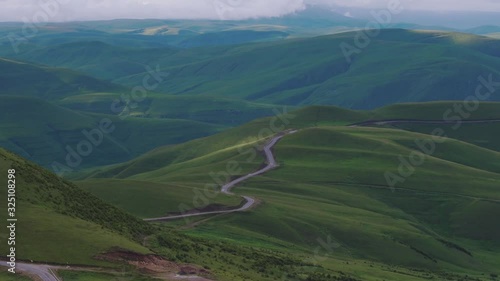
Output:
(0, 0), (499, 22)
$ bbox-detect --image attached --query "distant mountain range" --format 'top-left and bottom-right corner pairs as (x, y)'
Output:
(1, 28), (500, 170)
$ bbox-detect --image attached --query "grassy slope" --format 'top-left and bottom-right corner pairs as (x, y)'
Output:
(7, 41), (180, 81)
(111, 30), (500, 109)
(56, 270), (159, 281)
(0, 271), (31, 280)
(57, 92), (281, 126)
(388, 122), (500, 152)
(178, 128), (500, 280)
(363, 102), (500, 152)
(0, 148), (151, 266)
(0, 57), (123, 100)
(83, 102), (500, 181)
(78, 102), (500, 280)
(76, 179), (242, 219)
(6, 30), (500, 110)
(0, 96), (224, 169)
(78, 105), (368, 180)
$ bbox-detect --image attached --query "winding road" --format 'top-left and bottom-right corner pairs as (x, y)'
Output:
(139, 118), (500, 223)
(0, 261), (60, 281)
(4, 118), (500, 280)
(145, 131), (293, 222)
(0, 132), (294, 281)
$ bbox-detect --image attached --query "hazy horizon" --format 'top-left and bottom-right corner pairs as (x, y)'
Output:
(0, 0), (500, 22)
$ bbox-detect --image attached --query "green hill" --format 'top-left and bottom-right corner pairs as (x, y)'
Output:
(57, 92), (280, 126)
(8, 41), (179, 81)
(0, 148), (152, 266)
(82, 101), (500, 180)
(362, 102), (500, 152)
(14, 29), (500, 109)
(0, 57), (123, 100)
(0, 96), (225, 170)
(135, 29), (500, 109)
(77, 102), (500, 280)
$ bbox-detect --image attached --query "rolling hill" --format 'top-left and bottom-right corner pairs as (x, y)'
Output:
(0, 57), (123, 100)
(8, 29), (500, 110)
(0, 96), (225, 170)
(57, 93), (280, 126)
(0, 148), (152, 266)
(76, 102), (500, 280)
(133, 29), (500, 108)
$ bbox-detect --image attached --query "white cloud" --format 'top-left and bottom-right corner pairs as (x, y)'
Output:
(0, 0), (305, 22)
(310, 0), (500, 12)
(0, 0), (498, 22)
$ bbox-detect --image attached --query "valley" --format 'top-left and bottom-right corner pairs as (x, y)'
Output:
(0, 5), (500, 281)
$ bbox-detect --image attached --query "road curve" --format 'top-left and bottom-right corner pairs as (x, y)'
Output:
(0, 261), (60, 281)
(145, 131), (294, 222)
(349, 118), (500, 127)
(221, 132), (287, 194)
(0, 132), (293, 280)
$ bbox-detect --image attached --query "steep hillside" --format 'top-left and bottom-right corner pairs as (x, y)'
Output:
(0, 148), (152, 266)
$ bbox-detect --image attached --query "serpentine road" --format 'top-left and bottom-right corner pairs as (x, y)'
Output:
(145, 131), (294, 222)
(4, 118), (500, 280)
(0, 132), (294, 280)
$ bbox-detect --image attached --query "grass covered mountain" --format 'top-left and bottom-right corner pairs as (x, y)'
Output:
(7, 29), (500, 110)
(76, 102), (500, 280)
(0, 56), (280, 171)
(0, 148), (152, 266)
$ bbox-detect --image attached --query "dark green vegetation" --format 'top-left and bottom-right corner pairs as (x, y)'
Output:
(2, 29), (500, 110)
(76, 102), (500, 281)
(57, 93), (278, 126)
(0, 95), (225, 169)
(0, 58), (123, 100)
(0, 9), (363, 52)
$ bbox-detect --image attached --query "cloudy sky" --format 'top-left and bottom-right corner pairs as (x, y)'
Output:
(0, 0), (499, 22)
